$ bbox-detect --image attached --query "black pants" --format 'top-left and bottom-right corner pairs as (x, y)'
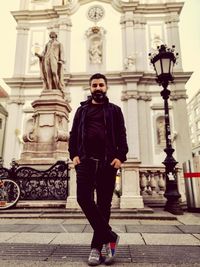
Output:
(75, 158), (118, 251)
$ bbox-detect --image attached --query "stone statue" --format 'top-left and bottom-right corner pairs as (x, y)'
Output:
(124, 54), (136, 70)
(35, 31), (65, 91)
(89, 40), (102, 64)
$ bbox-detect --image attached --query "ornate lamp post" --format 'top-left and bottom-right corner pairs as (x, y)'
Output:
(149, 44), (183, 215)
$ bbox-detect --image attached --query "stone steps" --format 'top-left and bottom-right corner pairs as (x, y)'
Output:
(0, 206), (177, 220)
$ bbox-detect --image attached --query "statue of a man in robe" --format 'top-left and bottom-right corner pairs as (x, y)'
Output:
(35, 31), (65, 91)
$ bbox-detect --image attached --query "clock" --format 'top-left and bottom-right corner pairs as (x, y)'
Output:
(87, 5), (105, 22)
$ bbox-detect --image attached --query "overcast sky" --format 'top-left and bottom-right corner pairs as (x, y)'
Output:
(0, 0), (199, 99)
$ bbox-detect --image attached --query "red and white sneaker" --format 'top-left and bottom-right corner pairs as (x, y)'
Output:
(104, 235), (120, 265)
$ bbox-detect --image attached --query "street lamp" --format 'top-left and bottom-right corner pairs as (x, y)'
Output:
(149, 44), (183, 215)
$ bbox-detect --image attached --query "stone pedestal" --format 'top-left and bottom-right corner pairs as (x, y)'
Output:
(65, 162), (80, 209)
(120, 159), (144, 209)
(19, 89), (71, 168)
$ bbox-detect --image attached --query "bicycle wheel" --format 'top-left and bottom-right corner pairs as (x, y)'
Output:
(0, 179), (20, 210)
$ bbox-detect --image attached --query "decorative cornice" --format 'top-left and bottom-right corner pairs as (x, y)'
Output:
(12, 1), (184, 22)
(16, 23), (30, 31)
(121, 92), (152, 101)
(120, 14), (146, 25)
(11, 7), (71, 22)
(8, 97), (25, 105)
(165, 14), (180, 24)
(4, 71), (192, 89)
(170, 93), (188, 101)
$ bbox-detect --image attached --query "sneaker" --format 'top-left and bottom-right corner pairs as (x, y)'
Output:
(104, 235), (120, 265)
(88, 248), (103, 266)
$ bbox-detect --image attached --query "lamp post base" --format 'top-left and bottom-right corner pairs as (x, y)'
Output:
(164, 200), (184, 215)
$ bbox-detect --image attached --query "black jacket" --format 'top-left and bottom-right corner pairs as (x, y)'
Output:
(68, 97), (128, 163)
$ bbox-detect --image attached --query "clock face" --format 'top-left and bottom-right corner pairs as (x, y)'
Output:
(87, 5), (105, 22)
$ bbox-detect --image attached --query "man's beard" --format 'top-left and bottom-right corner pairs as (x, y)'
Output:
(91, 90), (106, 103)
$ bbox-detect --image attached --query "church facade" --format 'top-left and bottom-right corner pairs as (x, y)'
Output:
(1, 0), (193, 208)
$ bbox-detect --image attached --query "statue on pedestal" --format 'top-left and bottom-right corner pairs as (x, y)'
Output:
(35, 31), (65, 91)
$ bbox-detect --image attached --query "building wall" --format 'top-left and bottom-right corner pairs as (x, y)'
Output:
(3, 0), (192, 179)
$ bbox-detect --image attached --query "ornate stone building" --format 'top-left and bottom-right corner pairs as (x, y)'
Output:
(1, 0), (193, 208)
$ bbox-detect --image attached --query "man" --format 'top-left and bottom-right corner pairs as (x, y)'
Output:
(69, 73), (128, 266)
(35, 31), (65, 90)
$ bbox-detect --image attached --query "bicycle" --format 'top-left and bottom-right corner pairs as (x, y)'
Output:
(0, 178), (20, 210)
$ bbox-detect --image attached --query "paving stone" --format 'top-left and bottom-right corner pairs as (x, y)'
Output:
(126, 225), (181, 233)
(0, 224), (38, 232)
(18, 219), (65, 224)
(176, 214), (200, 225)
(83, 224), (126, 233)
(110, 219), (141, 225)
(0, 233), (18, 242)
(139, 220), (181, 225)
(82, 224), (92, 233)
(50, 233), (93, 244)
(0, 219), (23, 224)
(31, 224), (65, 233)
(142, 233), (200, 246)
(6, 233), (57, 244)
(177, 225), (200, 233)
(193, 234), (200, 240)
(130, 245), (200, 264)
(112, 224), (127, 233)
(119, 233), (145, 245)
(62, 224), (85, 233)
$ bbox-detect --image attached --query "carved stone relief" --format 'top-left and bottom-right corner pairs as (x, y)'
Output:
(86, 26), (106, 65)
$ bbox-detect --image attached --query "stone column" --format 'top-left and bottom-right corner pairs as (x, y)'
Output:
(120, 159), (144, 209)
(138, 95), (153, 164)
(170, 90), (192, 202)
(19, 0), (29, 10)
(13, 23), (30, 77)
(65, 162), (80, 209)
(133, 15), (147, 71)
(58, 17), (72, 72)
(3, 97), (25, 167)
(170, 90), (192, 166)
(165, 13), (182, 71)
(120, 12), (136, 69)
(121, 84), (140, 160)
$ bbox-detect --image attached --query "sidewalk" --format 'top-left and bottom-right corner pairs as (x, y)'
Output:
(0, 208), (199, 266)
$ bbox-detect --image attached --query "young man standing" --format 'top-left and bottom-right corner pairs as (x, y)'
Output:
(69, 73), (128, 266)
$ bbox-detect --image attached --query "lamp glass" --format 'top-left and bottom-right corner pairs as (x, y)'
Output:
(170, 61), (174, 75)
(161, 58), (171, 74)
(154, 59), (162, 76)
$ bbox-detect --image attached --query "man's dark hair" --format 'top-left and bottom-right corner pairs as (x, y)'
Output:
(89, 73), (107, 85)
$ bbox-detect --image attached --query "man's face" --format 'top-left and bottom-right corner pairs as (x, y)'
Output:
(90, 78), (107, 94)
(90, 78), (107, 103)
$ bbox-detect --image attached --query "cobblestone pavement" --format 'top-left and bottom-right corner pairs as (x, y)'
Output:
(0, 244), (199, 266)
(0, 209), (199, 266)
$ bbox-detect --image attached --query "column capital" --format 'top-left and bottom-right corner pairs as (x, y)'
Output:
(121, 92), (139, 101)
(165, 14), (179, 24)
(170, 93), (188, 101)
(8, 97), (25, 105)
(16, 23), (30, 31)
(120, 13), (146, 26)
(121, 92), (151, 101)
(58, 17), (72, 27)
